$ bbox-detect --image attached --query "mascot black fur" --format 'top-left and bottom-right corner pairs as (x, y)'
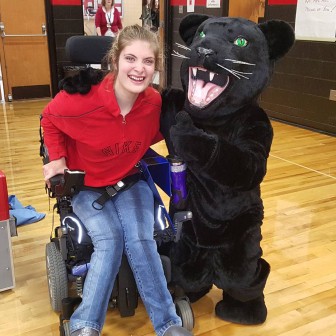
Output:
(161, 14), (294, 325)
(61, 15), (295, 325)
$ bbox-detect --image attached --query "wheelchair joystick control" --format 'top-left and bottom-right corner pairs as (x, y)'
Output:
(168, 156), (187, 210)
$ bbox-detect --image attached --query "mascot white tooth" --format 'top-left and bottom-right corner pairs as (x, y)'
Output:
(61, 14), (295, 325)
(160, 14), (295, 325)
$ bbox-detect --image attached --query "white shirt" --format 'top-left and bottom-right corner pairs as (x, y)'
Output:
(103, 6), (115, 37)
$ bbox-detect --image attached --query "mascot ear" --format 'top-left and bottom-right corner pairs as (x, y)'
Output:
(179, 14), (211, 46)
(258, 20), (295, 61)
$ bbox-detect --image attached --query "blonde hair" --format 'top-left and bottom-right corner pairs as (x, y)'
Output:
(107, 24), (162, 75)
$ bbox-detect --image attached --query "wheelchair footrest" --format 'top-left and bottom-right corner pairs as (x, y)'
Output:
(61, 297), (82, 320)
(111, 254), (138, 317)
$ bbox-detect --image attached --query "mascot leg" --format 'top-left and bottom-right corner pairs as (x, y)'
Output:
(215, 258), (270, 325)
(213, 219), (270, 325)
(169, 235), (214, 302)
(215, 293), (267, 325)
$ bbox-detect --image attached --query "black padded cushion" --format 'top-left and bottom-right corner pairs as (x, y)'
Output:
(65, 35), (114, 64)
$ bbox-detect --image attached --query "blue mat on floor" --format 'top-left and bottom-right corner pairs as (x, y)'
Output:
(8, 195), (46, 226)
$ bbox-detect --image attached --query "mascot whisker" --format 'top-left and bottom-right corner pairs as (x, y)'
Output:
(172, 49), (190, 60)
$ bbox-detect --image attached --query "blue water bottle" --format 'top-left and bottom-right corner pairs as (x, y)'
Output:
(168, 156), (187, 209)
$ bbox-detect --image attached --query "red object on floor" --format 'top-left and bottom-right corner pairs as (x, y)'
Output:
(0, 170), (9, 221)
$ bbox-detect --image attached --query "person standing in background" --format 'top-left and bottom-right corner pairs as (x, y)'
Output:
(95, 0), (122, 37)
(151, 0), (159, 32)
(140, 0), (153, 30)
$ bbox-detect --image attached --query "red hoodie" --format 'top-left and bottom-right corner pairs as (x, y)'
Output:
(42, 74), (163, 187)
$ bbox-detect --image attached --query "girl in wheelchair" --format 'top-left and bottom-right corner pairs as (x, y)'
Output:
(42, 24), (193, 336)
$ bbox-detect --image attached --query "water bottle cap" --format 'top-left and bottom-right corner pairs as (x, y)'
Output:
(167, 155), (184, 165)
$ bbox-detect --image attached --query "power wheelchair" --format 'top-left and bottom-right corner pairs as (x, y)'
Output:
(41, 35), (194, 335)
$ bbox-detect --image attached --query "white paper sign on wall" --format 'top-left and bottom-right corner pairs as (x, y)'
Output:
(295, 0), (336, 42)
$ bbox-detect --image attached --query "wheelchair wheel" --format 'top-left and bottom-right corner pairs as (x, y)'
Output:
(46, 241), (68, 312)
(175, 298), (194, 331)
(60, 319), (71, 336)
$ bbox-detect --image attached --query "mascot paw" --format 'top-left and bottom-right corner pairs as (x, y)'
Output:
(171, 111), (217, 166)
(59, 67), (105, 94)
(175, 110), (193, 124)
(215, 295), (267, 325)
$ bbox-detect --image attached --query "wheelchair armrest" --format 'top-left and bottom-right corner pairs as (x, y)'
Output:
(173, 211), (192, 242)
(47, 170), (85, 198)
(47, 174), (64, 198)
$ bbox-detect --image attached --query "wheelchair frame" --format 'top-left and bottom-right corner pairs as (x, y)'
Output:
(44, 150), (194, 335)
(42, 34), (194, 335)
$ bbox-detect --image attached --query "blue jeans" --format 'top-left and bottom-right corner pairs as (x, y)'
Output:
(69, 180), (182, 335)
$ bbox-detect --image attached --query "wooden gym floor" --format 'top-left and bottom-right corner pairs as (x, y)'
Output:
(0, 99), (335, 335)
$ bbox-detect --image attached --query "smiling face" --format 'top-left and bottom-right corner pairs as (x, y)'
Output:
(114, 40), (156, 97)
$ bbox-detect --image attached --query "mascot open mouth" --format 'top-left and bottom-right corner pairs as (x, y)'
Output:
(188, 67), (229, 108)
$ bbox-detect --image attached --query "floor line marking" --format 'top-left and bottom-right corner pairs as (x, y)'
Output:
(270, 154), (336, 180)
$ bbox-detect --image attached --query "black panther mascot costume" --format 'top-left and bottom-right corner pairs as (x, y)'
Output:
(61, 14), (295, 325)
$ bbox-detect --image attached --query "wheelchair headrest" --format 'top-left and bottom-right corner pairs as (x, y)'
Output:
(65, 35), (114, 64)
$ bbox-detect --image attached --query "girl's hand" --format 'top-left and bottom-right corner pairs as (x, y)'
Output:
(43, 157), (68, 188)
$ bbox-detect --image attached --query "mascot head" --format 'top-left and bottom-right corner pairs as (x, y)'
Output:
(175, 15), (295, 121)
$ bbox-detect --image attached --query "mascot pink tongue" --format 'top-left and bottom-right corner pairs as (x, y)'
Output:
(189, 78), (218, 107)
(188, 68), (226, 107)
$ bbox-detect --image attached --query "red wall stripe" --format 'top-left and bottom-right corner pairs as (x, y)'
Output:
(268, 0), (297, 5)
(51, 0), (82, 5)
(170, 0), (297, 6)
(171, 0), (207, 5)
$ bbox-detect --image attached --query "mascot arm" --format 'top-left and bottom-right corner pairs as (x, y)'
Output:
(170, 110), (218, 167)
(208, 123), (273, 190)
(160, 88), (186, 156)
(60, 67), (105, 94)
(171, 111), (273, 190)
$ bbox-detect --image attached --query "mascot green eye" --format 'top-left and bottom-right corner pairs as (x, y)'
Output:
(234, 37), (248, 47)
(199, 31), (206, 38)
